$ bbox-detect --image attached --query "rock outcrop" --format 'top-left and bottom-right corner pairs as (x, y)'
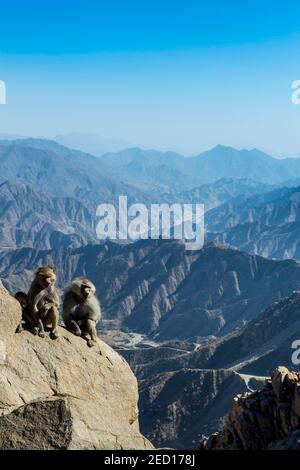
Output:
(0, 282), (153, 450)
(201, 366), (300, 450)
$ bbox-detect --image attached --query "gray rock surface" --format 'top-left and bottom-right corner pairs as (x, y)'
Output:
(0, 282), (153, 450)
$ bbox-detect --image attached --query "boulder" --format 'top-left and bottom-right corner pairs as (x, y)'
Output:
(0, 282), (153, 450)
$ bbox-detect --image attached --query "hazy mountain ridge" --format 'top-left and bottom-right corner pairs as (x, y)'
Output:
(100, 144), (300, 189)
(0, 139), (153, 207)
(0, 140), (278, 252)
(99, 147), (199, 191)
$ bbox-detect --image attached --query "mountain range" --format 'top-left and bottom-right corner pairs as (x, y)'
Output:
(206, 185), (300, 260)
(6, 138), (295, 193)
(0, 139), (150, 207)
(0, 138), (282, 252)
(2, 239), (300, 344)
(2, 137), (300, 450)
(0, 180), (98, 250)
(99, 145), (300, 191)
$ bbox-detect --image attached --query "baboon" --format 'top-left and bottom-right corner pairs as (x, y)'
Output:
(27, 266), (60, 339)
(62, 277), (101, 347)
(15, 291), (28, 309)
(14, 291), (31, 333)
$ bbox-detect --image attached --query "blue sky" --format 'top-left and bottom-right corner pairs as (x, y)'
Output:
(0, 0), (300, 155)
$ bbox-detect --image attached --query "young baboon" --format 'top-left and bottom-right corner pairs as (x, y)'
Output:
(62, 277), (101, 347)
(14, 291), (31, 333)
(15, 291), (28, 309)
(27, 266), (60, 339)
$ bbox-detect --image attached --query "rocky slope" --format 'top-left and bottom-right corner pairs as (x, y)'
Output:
(173, 178), (273, 211)
(122, 291), (300, 382)
(138, 368), (265, 449)
(0, 180), (98, 250)
(201, 367), (300, 450)
(188, 291), (300, 376)
(0, 282), (153, 450)
(120, 341), (266, 448)
(2, 241), (300, 340)
(0, 139), (151, 207)
(206, 185), (300, 261)
(206, 186), (297, 232)
(120, 292), (300, 448)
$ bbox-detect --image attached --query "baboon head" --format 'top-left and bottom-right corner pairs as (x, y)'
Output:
(71, 277), (96, 300)
(35, 266), (57, 289)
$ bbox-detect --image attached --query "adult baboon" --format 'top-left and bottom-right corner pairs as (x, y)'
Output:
(27, 266), (60, 339)
(63, 277), (101, 347)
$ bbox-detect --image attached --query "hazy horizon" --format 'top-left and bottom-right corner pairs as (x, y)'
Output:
(2, 132), (300, 160)
(1, 1), (300, 157)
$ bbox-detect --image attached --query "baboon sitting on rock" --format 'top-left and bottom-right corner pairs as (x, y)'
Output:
(15, 266), (60, 339)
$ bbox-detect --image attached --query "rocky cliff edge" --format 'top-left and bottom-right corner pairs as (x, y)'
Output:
(0, 282), (153, 450)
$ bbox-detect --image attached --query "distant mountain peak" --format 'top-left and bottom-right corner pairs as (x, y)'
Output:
(200, 144), (272, 159)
